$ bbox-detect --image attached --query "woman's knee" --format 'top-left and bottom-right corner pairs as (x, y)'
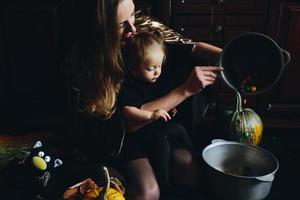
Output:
(143, 180), (160, 200)
(171, 149), (193, 168)
(125, 158), (160, 200)
(170, 149), (200, 189)
(132, 180), (160, 200)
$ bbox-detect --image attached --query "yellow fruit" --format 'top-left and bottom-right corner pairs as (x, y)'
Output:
(106, 188), (125, 200)
(81, 188), (124, 200)
(253, 123), (263, 145)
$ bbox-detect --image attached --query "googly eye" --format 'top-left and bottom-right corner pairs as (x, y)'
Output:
(38, 151), (45, 157)
(44, 156), (51, 162)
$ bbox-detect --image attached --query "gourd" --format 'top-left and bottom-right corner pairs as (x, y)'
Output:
(82, 166), (125, 200)
(63, 167), (125, 200)
(229, 92), (263, 145)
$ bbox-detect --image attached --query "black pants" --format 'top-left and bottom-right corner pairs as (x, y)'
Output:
(119, 121), (195, 194)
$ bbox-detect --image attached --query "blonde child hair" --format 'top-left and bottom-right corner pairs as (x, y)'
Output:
(123, 30), (166, 75)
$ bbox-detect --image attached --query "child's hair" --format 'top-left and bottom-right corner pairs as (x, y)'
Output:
(122, 29), (166, 73)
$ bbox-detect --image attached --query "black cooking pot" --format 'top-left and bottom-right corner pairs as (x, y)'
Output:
(202, 139), (279, 200)
(219, 32), (290, 95)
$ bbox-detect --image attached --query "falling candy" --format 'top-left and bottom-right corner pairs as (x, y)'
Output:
(240, 76), (257, 93)
(250, 86), (257, 92)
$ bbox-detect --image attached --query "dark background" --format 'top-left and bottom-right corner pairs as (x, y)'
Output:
(1, 0), (300, 131)
(0, 0), (300, 199)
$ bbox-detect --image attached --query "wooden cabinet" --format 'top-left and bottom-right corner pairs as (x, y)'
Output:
(170, 0), (269, 44)
(134, 0), (171, 24)
(134, 0), (154, 16)
(170, 0), (270, 113)
(259, 1), (300, 127)
(171, 0), (225, 44)
(139, 0), (300, 127)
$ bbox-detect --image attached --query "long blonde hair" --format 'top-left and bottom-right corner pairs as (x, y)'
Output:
(65, 0), (124, 119)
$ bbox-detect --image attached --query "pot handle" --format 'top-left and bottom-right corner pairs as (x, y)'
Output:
(281, 48), (291, 68)
(255, 174), (274, 182)
(211, 139), (238, 146)
(211, 139), (227, 144)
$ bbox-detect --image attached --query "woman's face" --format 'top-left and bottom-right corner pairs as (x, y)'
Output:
(117, 0), (136, 41)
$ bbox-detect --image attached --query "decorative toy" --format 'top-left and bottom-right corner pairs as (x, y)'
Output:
(1, 140), (63, 199)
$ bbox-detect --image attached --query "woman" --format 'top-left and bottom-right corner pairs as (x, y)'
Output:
(63, 0), (222, 199)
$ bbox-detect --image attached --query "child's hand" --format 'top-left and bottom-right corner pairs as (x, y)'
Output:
(151, 109), (171, 122)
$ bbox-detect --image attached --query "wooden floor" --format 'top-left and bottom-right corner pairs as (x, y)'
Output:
(0, 132), (49, 170)
(0, 127), (299, 200)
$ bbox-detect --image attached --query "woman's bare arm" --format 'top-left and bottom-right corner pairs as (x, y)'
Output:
(192, 42), (222, 59)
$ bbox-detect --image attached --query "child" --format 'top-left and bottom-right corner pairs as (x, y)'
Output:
(118, 31), (196, 194)
(120, 30), (171, 131)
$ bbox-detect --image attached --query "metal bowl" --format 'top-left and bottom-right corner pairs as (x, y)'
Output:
(202, 139), (279, 200)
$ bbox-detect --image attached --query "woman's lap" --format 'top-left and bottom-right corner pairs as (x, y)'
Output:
(118, 121), (193, 163)
(115, 121), (197, 195)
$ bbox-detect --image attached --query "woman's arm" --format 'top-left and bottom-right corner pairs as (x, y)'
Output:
(192, 42), (222, 59)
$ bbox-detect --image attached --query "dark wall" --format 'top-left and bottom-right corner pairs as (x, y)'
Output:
(0, 0), (76, 130)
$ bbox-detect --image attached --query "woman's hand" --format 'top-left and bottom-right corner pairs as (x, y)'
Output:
(169, 107), (177, 117)
(182, 66), (223, 96)
(151, 109), (171, 122)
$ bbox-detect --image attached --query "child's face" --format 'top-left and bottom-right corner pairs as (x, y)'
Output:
(135, 48), (164, 83)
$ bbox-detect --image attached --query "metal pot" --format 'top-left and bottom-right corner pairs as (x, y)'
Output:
(219, 32), (290, 95)
(202, 139), (279, 200)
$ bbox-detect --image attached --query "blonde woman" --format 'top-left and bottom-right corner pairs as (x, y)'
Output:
(62, 0), (222, 199)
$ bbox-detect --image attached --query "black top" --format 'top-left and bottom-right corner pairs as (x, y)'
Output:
(118, 76), (162, 109)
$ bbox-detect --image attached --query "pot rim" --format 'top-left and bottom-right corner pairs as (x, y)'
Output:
(219, 32), (290, 95)
(202, 139), (279, 180)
